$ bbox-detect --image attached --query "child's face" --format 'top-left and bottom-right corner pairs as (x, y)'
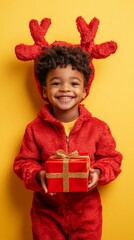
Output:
(42, 64), (86, 116)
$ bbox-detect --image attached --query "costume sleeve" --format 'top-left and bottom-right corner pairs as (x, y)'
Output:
(13, 126), (45, 192)
(92, 122), (123, 185)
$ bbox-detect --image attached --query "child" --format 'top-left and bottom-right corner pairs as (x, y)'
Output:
(13, 17), (122, 240)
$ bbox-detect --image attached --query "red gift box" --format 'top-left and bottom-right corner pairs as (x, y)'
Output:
(45, 150), (90, 193)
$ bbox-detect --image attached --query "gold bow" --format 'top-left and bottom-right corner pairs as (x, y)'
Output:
(50, 149), (89, 160)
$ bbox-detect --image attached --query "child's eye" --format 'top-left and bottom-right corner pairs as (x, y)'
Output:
(71, 82), (80, 86)
(51, 81), (60, 86)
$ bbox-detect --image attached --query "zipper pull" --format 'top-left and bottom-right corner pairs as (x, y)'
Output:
(66, 136), (69, 154)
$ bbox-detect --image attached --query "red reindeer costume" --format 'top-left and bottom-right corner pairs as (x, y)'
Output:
(14, 17), (122, 240)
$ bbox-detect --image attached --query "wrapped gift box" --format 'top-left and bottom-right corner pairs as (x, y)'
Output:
(45, 150), (90, 193)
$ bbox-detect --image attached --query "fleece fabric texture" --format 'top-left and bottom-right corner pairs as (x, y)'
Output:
(13, 104), (122, 240)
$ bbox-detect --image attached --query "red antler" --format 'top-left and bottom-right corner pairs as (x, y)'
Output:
(76, 16), (117, 59)
(15, 18), (51, 61)
(76, 16), (118, 95)
(76, 16), (99, 51)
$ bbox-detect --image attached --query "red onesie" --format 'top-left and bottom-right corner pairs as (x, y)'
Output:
(14, 104), (122, 240)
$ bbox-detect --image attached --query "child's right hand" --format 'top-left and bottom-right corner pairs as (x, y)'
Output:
(36, 170), (56, 196)
(36, 170), (48, 193)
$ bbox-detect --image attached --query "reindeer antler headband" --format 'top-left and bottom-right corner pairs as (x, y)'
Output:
(15, 16), (117, 97)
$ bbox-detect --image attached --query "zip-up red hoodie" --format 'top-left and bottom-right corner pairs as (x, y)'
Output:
(13, 104), (122, 239)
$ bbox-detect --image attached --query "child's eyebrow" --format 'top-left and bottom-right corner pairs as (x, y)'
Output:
(70, 76), (81, 81)
(49, 77), (61, 81)
(50, 76), (82, 81)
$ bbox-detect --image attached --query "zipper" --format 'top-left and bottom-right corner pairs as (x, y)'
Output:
(66, 136), (69, 154)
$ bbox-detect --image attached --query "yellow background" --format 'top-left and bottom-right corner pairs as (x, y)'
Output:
(0, 0), (133, 239)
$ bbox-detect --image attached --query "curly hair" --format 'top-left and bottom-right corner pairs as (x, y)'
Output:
(34, 45), (91, 87)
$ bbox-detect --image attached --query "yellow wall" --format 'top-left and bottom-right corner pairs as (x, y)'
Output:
(1, 0), (133, 239)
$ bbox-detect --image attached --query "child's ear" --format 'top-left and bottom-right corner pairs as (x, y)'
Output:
(42, 86), (47, 99)
(82, 88), (87, 99)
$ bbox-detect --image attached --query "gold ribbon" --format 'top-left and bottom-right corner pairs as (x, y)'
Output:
(46, 150), (90, 192)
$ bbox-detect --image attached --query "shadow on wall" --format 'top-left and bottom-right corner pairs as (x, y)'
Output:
(9, 168), (33, 240)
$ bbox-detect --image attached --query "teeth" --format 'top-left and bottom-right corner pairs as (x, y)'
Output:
(58, 97), (72, 102)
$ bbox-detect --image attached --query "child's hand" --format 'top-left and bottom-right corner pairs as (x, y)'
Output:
(88, 168), (101, 190)
(36, 170), (48, 193)
(36, 170), (56, 196)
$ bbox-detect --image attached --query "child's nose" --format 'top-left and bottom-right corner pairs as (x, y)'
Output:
(59, 84), (71, 92)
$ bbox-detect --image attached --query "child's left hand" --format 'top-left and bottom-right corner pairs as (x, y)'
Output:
(88, 168), (101, 190)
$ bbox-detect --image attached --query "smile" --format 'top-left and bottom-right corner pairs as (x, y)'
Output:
(56, 96), (74, 103)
